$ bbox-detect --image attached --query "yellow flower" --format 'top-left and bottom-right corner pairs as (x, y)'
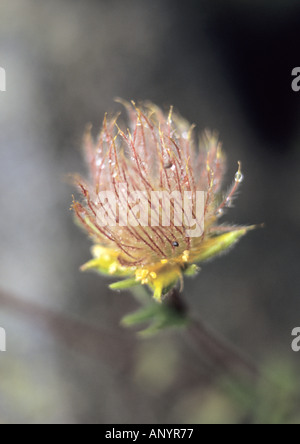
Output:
(72, 100), (254, 301)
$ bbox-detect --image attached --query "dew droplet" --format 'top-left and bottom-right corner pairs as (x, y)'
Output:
(182, 131), (188, 140)
(217, 208), (224, 217)
(172, 241), (179, 247)
(235, 171), (244, 183)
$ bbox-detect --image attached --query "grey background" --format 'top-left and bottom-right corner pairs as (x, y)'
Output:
(0, 0), (300, 424)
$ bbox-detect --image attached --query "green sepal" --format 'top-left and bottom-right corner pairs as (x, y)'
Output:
(110, 278), (140, 290)
(193, 228), (253, 263)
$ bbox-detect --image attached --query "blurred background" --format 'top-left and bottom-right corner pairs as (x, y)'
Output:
(0, 0), (300, 424)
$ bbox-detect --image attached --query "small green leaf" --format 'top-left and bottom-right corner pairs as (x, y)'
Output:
(121, 305), (160, 326)
(121, 301), (188, 336)
(110, 278), (140, 290)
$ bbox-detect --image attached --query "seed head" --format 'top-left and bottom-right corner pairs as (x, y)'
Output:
(72, 100), (254, 301)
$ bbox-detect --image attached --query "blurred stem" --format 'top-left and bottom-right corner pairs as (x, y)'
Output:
(0, 288), (136, 370)
(1, 286), (259, 382)
(167, 287), (260, 382)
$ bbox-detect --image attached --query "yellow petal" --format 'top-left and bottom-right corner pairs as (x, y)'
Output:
(81, 245), (135, 277)
(139, 263), (182, 302)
